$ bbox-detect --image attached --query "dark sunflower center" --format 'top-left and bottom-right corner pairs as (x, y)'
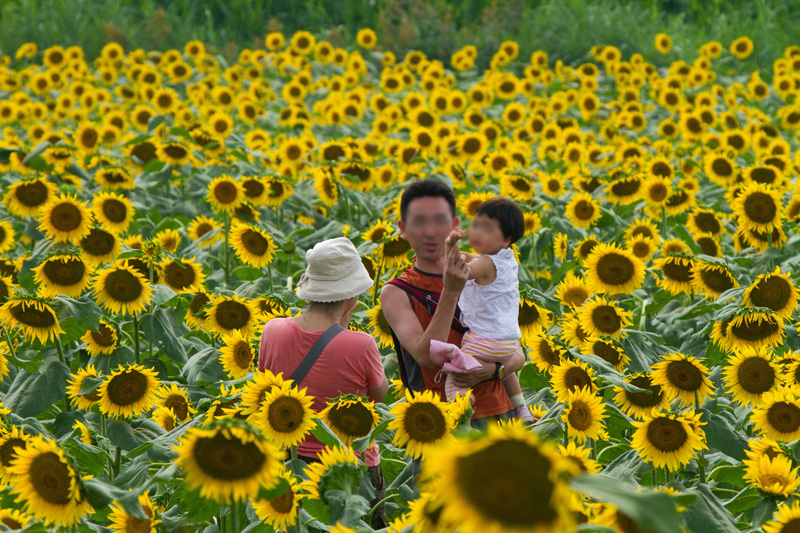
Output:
(327, 402), (374, 438)
(383, 237), (411, 258)
(743, 192), (777, 223)
(538, 339), (560, 366)
(243, 179), (265, 198)
(591, 305), (621, 334)
(232, 341), (252, 369)
(9, 300), (56, 328)
(403, 402), (447, 443)
(595, 253), (635, 286)
(50, 203), (83, 232)
(699, 267), (734, 293)
(43, 257), (85, 286)
(666, 191), (689, 208)
(267, 396), (305, 432)
(81, 228), (115, 256)
(455, 440), (558, 527)
(286, 145), (302, 160)
(91, 322), (116, 347)
(662, 258), (692, 282)
(649, 183), (668, 201)
(563, 367), (592, 393)
(573, 200), (595, 220)
(164, 261), (197, 290)
(567, 400), (593, 431)
(270, 487), (296, 514)
(711, 158), (733, 177)
(731, 316), (779, 341)
(30, 452), (72, 505)
(737, 357), (775, 395)
(214, 300), (251, 330)
(99, 198), (128, 224)
(693, 212), (720, 234)
(15, 180), (49, 207)
(189, 293), (210, 316)
(0, 438), (25, 467)
(519, 302), (541, 327)
(165, 394), (189, 421)
(193, 432), (267, 480)
(593, 341), (622, 366)
(213, 181), (238, 205)
(579, 240), (598, 258)
(626, 376), (663, 407)
(749, 276), (791, 311)
(665, 360), (702, 391)
(81, 128), (98, 148)
(766, 401), (800, 434)
(646, 417), (688, 452)
(269, 181), (285, 197)
(164, 145), (188, 159)
(104, 270), (144, 303)
(651, 162), (671, 177)
(107, 369), (149, 406)
(241, 229), (269, 255)
(696, 237), (718, 257)
(610, 178), (641, 196)
(564, 287), (589, 306)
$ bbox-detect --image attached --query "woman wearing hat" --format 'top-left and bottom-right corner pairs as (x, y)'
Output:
(257, 237), (389, 527)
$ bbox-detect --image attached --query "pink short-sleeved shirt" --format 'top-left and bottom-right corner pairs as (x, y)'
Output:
(257, 317), (386, 466)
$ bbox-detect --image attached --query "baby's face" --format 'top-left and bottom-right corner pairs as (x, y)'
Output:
(469, 213), (510, 254)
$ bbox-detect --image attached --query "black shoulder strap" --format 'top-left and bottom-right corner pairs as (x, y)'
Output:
(386, 278), (468, 334)
(290, 323), (345, 386)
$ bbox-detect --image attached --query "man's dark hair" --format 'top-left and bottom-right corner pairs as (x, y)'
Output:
(475, 197), (525, 245)
(400, 179), (456, 221)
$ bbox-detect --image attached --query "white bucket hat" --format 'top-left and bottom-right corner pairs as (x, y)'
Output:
(295, 237), (374, 302)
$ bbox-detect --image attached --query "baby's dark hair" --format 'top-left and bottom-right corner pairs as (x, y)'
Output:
(475, 197), (525, 245)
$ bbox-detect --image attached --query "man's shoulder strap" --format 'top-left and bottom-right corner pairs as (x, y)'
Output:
(386, 278), (468, 334)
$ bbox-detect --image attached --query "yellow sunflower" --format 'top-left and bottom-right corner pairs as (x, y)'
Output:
(108, 492), (160, 533)
(631, 410), (708, 471)
(584, 243), (645, 295)
(79, 226), (121, 266)
(561, 387), (608, 444)
(229, 222), (276, 268)
(650, 352), (715, 407)
(38, 193), (93, 243)
(6, 435), (93, 527)
(188, 215), (224, 246)
(33, 252), (93, 298)
(613, 372), (671, 420)
(518, 297), (554, 347)
(751, 386), (800, 442)
(723, 348), (781, 406)
(301, 445), (362, 501)
(174, 423), (283, 503)
(712, 311), (785, 352)
(389, 389), (455, 459)
(204, 293), (261, 337)
(253, 385), (317, 448)
(763, 500), (800, 533)
(155, 382), (197, 423)
(653, 254), (695, 295)
(207, 175), (245, 214)
(420, 420), (575, 533)
(744, 453), (800, 496)
(91, 191), (134, 235)
(66, 365), (102, 411)
(528, 333), (564, 374)
(3, 177), (57, 217)
(690, 261), (739, 300)
(365, 304), (395, 349)
(0, 425), (29, 483)
(160, 257), (205, 293)
(91, 265), (153, 316)
(550, 359), (596, 403)
(98, 364), (161, 419)
(252, 471), (302, 531)
(220, 331), (257, 379)
(732, 182), (784, 235)
(555, 272), (593, 308)
(319, 394), (381, 446)
(0, 295), (64, 345)
(151, 406), (180, 431)
(238, 370), (290, 415)
(565, 192), (602, 229)
(743, 267), (798, 319)
(578, 296), (632, 339)
(581, 337), (630, 371)
(0, 220), (14, 254)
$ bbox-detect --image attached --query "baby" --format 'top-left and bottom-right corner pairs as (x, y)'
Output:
(430, 196), (534, 423)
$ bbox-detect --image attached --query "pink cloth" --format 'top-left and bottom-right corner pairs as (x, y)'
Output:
(258, 317), (385, 466)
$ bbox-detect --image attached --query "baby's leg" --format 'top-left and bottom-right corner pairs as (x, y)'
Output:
(445, 373), (472, 403)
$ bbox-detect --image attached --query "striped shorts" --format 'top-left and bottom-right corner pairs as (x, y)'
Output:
(444, 330), (518, 402)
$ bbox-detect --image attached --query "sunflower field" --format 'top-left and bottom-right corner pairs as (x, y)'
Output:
(3, 23), (800, 533)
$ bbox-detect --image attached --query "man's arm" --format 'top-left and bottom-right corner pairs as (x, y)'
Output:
(380, 233), (469, 370)
(451, 343), (526, 388)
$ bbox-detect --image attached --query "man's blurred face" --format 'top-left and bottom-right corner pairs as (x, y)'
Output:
(398, 197), (459, 262)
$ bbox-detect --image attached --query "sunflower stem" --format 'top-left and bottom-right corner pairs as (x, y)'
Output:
(371, 260), (384, 305)
(133, 314), (141, 364)
(232, 501), (241, 532)
(224, 212), (230, 287)
(113, 445), (121, 476)
(268, 263), (275, 294)
(661, 205), (668, 239)
(530, 234), (539, 290)
(54, 336), (71, 411)
(341, 184), (353, 228)
(2, 328), (16, 359)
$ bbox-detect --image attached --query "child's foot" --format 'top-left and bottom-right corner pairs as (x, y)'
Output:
(514, 404), (534, 423)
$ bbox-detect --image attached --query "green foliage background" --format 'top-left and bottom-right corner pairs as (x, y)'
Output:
(0, 0), (798, 72)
